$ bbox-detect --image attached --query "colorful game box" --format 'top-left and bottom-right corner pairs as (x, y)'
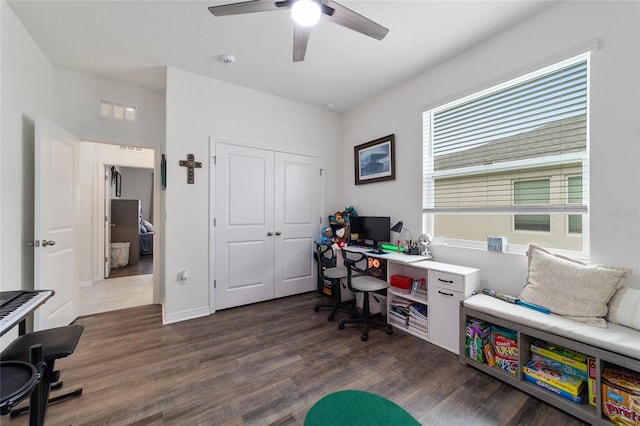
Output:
(465, 319), (490, 364)
(530, 340), (588, 379)
(531, 353), (589, 380)
(524, 373), (584, 404)
(524, 359), (586, 396)
(491, 325), (518, 375)
(588, 356), (597, 407)
(601, 367), (640, 425)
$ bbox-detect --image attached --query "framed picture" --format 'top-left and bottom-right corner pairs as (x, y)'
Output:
(354, 134), (395, 185)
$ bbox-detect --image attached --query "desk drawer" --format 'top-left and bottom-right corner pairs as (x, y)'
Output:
(429, 270), (464, 292)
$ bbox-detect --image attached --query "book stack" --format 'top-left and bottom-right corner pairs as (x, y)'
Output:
(389, 297), (411, 327)
(408, 303), (428, 334)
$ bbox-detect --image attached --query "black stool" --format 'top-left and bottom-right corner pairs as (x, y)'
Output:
(0, 325), (84, 418)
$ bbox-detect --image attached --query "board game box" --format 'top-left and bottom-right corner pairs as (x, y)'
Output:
(524, 359), (586, 396)
(530, 340), (588, 378)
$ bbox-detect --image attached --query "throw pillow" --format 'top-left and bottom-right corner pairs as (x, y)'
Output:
(606, 287), (640, 331)
(520, 245), (631, 327)
(142, 219), (154, 233)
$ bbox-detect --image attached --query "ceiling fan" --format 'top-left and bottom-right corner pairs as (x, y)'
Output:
(208, 0), (389, 62)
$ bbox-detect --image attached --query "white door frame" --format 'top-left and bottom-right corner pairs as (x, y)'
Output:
(93, 148), (162, 304)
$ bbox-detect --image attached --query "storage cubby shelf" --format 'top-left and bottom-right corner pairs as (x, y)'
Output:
(460, 302), (640, 426)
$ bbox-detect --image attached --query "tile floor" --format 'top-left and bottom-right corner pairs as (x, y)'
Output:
(80, 274), (154, 316)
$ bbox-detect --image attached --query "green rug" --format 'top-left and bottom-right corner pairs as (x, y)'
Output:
(304, 390), (420, 425)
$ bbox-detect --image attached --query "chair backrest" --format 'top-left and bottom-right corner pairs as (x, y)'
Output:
(340, 249), (369, 273)
(315, 242), (337, 281)
(316, 243), (336, 267)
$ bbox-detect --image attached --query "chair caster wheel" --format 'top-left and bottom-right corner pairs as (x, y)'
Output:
(338, 322), (345, 330)
(361, 333), (368, 341)
(313, 305), (319, 312)
(387, 327), (393, 335)
(327, 314), (334, 321)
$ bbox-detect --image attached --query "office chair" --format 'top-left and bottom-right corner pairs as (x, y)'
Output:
(0, 325), (84, 420)
(313, 243), (355, 321)
(338, 250), (393, 341)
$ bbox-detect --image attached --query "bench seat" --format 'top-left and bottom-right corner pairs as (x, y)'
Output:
(463, 294), (639, 360)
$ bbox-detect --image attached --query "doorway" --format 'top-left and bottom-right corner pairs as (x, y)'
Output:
(79, 142), (159, 316)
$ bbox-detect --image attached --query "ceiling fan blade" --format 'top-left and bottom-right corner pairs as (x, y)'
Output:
(208, 1), (283, 17)
(293, 23), (311, 62)
(322, 0), (388, 40)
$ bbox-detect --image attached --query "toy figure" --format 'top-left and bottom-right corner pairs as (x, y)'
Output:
(334, 225), (349, 248)
(319, 226), (334, 245)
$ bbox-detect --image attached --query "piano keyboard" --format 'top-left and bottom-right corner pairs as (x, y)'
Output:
(0, 290), (54, 336)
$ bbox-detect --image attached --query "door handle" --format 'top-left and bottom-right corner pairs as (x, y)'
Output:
(267, 231), (274, 236)
(275, 231), (282, 236)
(42, 240), (56, 247)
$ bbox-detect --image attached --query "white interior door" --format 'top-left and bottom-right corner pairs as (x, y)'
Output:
(34, 117), (79, 330)
(214, 143), (275, 310)
(274, 152), (320, 297)
(104, 166), (111, 278)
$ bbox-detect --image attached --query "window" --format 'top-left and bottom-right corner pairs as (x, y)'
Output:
(514, 179), (550, 232)
(98, 99), (137, 122)
(567, 175), (583, 234)
(422, 54), (589, 252)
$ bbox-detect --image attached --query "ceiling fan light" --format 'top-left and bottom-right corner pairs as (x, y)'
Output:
(291, 0), (321, 27)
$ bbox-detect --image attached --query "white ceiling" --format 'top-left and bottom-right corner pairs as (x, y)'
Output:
(8, 0), (554, 112)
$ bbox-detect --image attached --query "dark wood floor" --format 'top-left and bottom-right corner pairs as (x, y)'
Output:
(108, 254), (153, 278)
(7, 292), (588, 425)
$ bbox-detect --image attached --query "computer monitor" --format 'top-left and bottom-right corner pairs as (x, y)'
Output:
(350, 216), (391, 253)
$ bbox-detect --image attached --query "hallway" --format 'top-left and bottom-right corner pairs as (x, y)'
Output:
(80, 274), (153, 316)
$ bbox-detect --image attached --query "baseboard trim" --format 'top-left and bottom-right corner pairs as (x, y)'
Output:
(80, 280), (94, 288)
(163, 305), (210, 325)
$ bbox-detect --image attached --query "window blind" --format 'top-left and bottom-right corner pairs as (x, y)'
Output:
(423, 57), (589, 214)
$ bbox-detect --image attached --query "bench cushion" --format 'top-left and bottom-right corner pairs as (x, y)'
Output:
(463, 294), (640, 360)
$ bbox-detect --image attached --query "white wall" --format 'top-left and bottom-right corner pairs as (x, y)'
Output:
(1, 1), (53, 292)
(0, 0), (54, 346)
(118, 167), (153, 222)
(52, 68), (165, 147)
(164, 67), (342, 323)
(342, 1), (640, 293)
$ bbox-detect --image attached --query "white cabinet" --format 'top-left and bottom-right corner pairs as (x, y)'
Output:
(387, 259), (480, 355)
(428, 270), (465, 354)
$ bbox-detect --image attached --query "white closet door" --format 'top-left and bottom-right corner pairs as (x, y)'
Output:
(274, 152), (320, 297)
(214, 143), (275, 310)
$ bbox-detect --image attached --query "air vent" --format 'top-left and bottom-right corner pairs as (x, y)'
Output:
(98, 99), (137, 122)
(118, 146), (145, 152)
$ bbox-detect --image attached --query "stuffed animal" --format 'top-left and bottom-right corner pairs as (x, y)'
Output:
(334, 225), (349, 248)
(319, 226), (334, 245)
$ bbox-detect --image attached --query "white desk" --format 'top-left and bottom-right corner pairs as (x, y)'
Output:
(341, 245), (479, 354)
(341, 246), (431, 263)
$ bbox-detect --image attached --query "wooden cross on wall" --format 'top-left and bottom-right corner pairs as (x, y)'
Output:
(179, 154), (202, 184)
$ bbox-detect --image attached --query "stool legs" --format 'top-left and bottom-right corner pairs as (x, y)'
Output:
(28, 344), (45, 426)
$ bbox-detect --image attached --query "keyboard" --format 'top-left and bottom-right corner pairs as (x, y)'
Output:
(0, 290), (54, 336)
